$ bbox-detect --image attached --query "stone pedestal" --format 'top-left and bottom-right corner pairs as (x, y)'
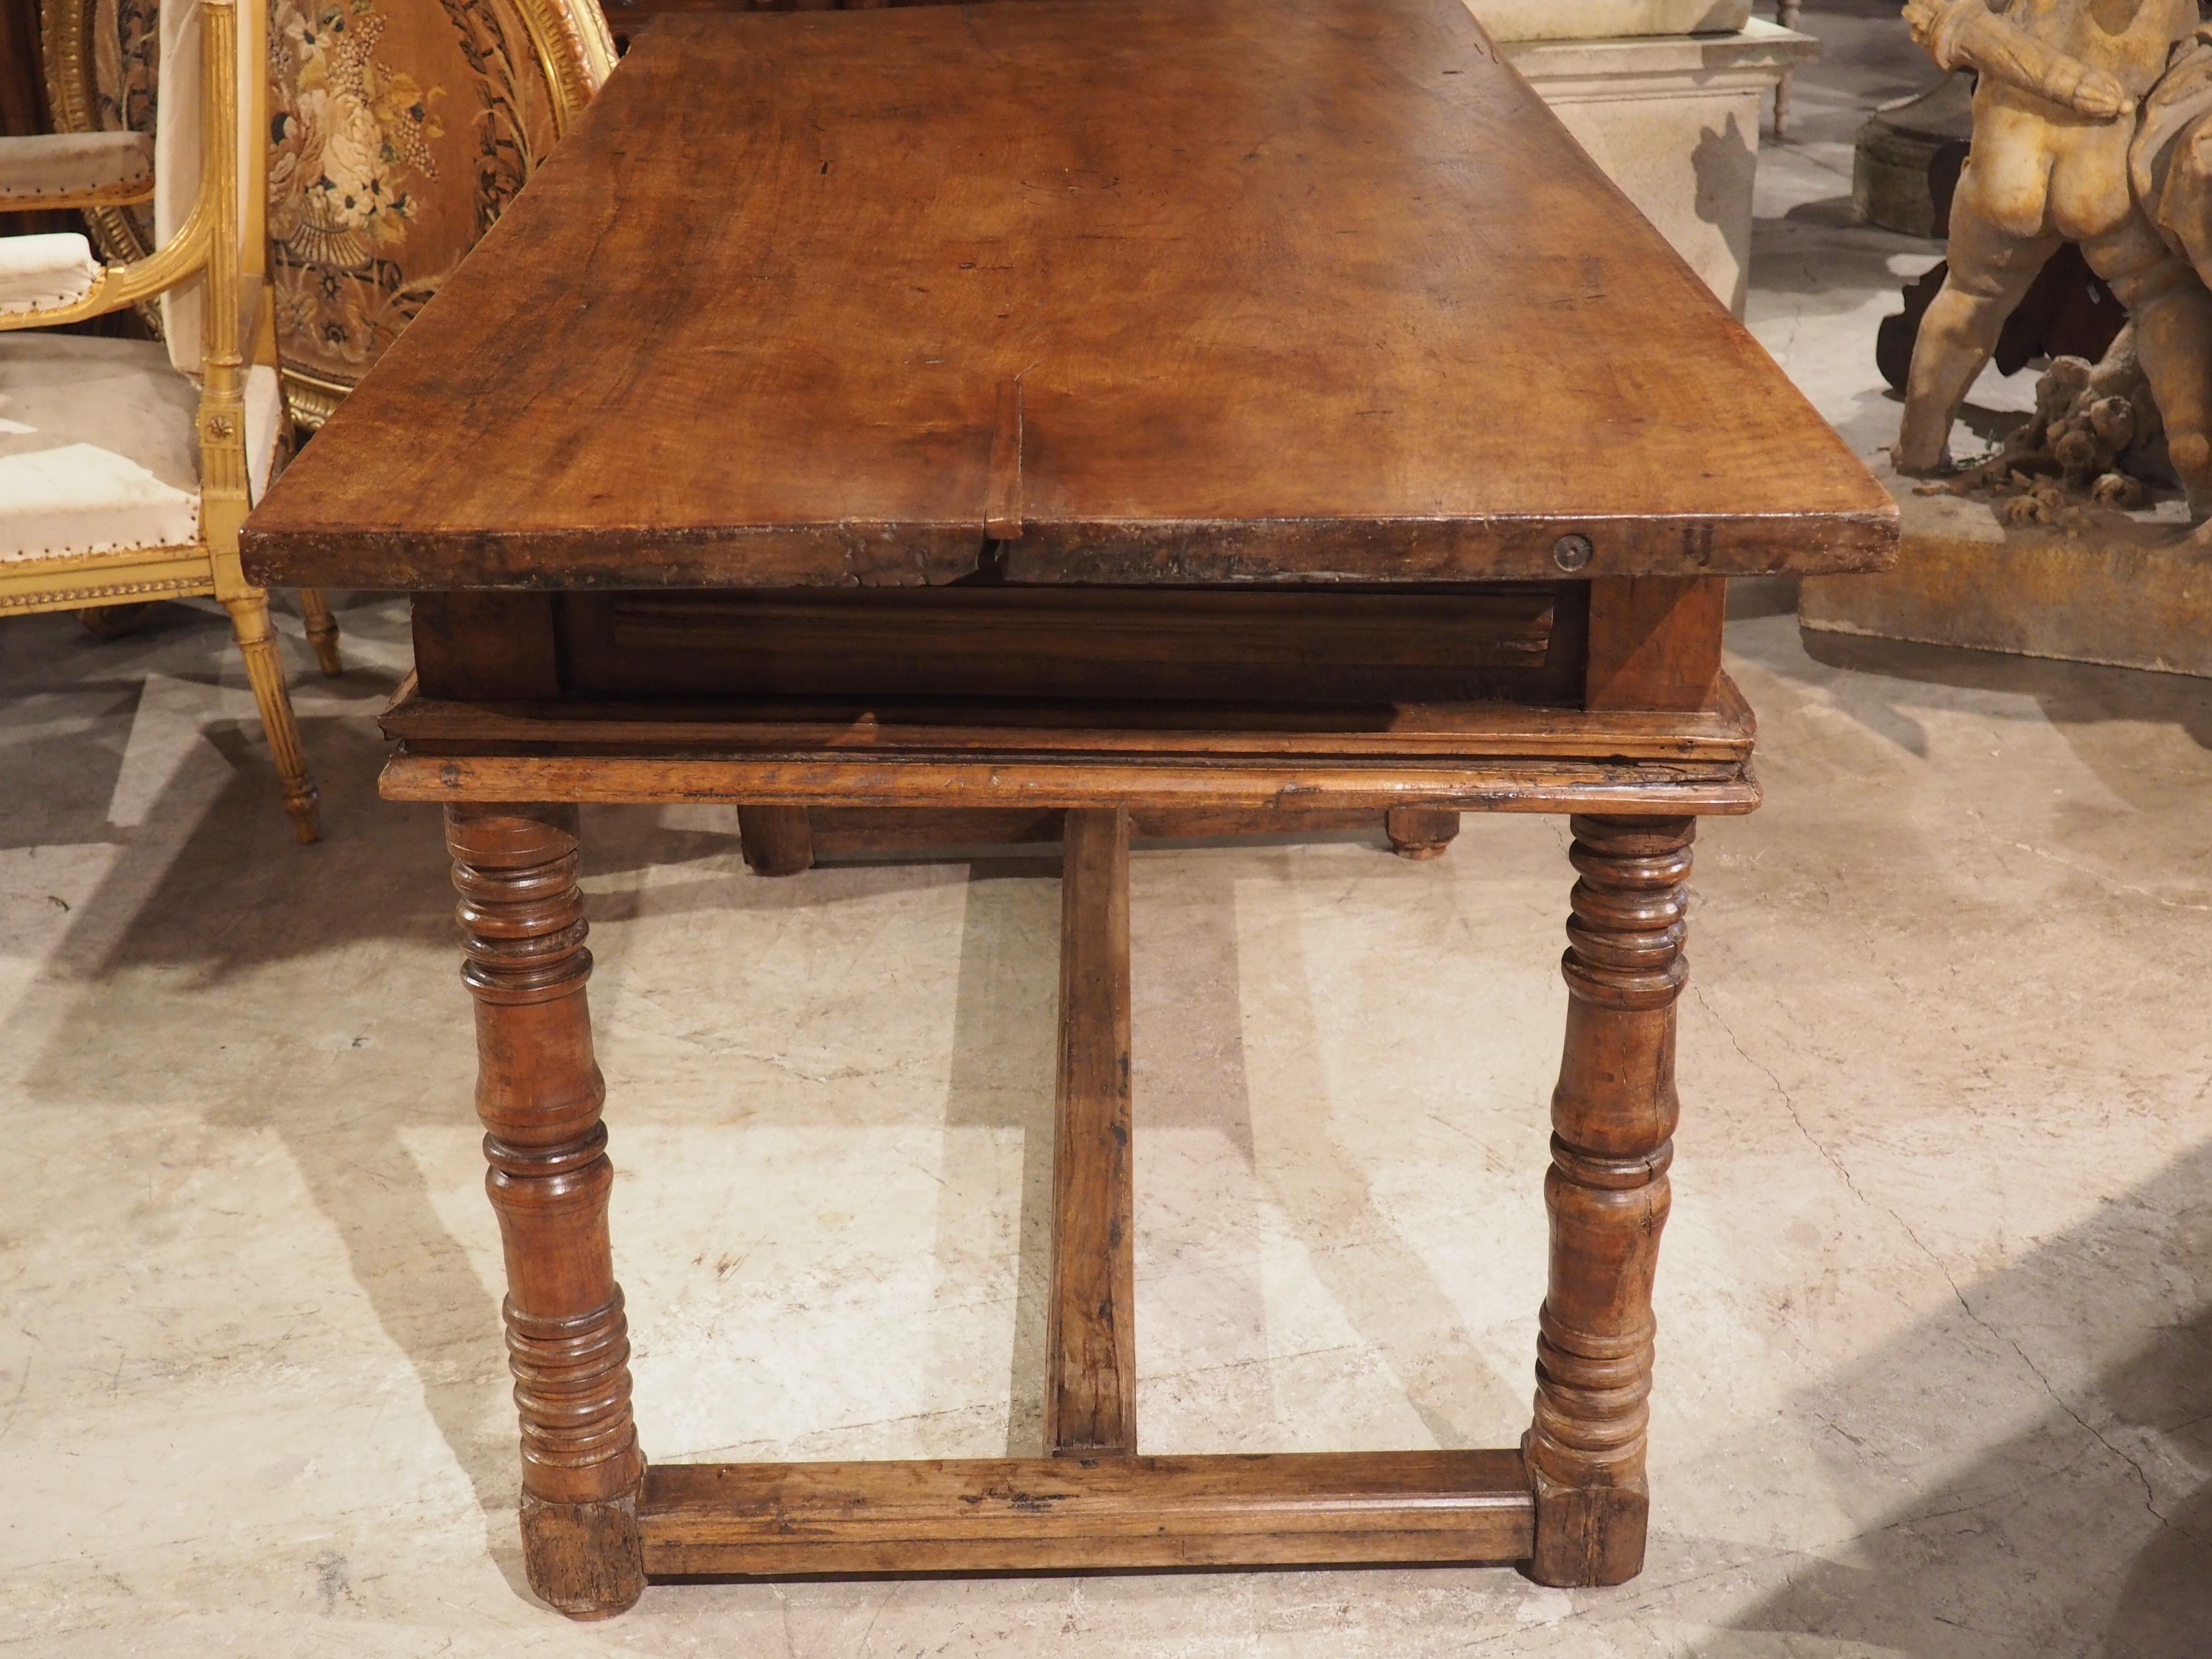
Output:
(1799, 464), (2212, 678)
(1476, 0), (1752, 41)
(1853, 72), (1974, 238)
(1493, 19), (1820, 316)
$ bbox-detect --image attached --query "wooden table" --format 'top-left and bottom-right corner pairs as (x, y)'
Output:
(243, 0), (1895, 1619)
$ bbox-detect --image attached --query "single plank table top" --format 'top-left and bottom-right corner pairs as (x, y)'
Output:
(239, 0), (1896, 592)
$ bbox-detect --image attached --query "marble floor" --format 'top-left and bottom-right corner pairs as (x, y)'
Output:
(5, 5), (2212, 1655)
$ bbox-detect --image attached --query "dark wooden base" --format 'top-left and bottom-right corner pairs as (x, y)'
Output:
(1524, 1449), (1648, 1588)
(738, 804), (1456, 873)
(637, 1451), (1534, 1576)
(521, 1491), (648, 1617)
(1384, 805), (1462, 860)
(735, 804), (814, 875)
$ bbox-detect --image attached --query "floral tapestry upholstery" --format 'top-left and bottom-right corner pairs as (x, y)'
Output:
(75, 0), (162, 271)
(265, 0), (591, 423)
(50, 0), (609, 426)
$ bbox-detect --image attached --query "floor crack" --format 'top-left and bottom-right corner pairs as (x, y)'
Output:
(1962, 807), (2212, 913)
(1690, 983), (2188, 1540)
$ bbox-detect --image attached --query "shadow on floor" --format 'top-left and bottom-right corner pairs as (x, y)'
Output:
(1724, 1142), (2212, 1658)
(923, 845), (1532, 1458)
(934, 859), (1062, 1456)
(1795, 629), (2212, 752)
(1159, 854), (1531, 1447)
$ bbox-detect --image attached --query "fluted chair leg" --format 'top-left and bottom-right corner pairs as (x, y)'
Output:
(224, 591), (321, 843)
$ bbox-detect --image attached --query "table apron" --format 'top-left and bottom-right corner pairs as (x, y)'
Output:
(383, 750), (1760, 815)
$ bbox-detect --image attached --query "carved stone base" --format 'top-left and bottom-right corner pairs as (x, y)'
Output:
(1800, 467), (2212, 678)
(1851, 72), (1972, 238)
(1472, 0), (1752, 42)
(1501, 21), (1819, 316)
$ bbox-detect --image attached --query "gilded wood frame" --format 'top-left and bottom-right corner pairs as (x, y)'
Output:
(6, 0), (325, 842)
(40, 0), (613, 428)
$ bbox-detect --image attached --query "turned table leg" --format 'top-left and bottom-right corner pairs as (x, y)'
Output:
(1385, 806), (1461, 861)
(1525, 814), (1693, 1587)
(447, 804), (646, 1618)
(738, 805), (815, 876)
(298, 587), (344, 676)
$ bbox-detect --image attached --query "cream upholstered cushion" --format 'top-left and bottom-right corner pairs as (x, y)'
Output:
(0, 132), (155, 203)
(241, 360), (283, 503)
(0, 234), (101, 317)
(0, 335), (285, 561)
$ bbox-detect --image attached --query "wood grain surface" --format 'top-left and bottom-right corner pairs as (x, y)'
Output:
(549, 587), (1570, 704)
(380, 749), (1760, 814)
(1585, 578), (1727, 710)
(375, 674), (1761, 759)
(1046, 808), (1137, 1456)
(445, 805), (648, 1614)
(636, 1452), (1535, 1574)
(1526, 814), (1694, 1586)
(240, 0), (1896, 589)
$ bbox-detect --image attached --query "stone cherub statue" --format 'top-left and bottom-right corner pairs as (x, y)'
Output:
(1896, 0), (2212, 528)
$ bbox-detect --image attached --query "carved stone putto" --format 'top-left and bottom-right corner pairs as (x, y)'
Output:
(1896, 0), (2212, 540)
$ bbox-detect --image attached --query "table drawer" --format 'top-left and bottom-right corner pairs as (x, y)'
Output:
(539, 586), (1586, 705)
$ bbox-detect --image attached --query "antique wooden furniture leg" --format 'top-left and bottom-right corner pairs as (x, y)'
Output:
(222, 591), (321, 843)
(1524, 813), (1693, 1587)
(447, 803), (647, 1617)
(1046, 807), (1137, 1456)
(736, 805), (815, 876)
(299, 588), (343, 675)
(1385, 806), (1461, 861)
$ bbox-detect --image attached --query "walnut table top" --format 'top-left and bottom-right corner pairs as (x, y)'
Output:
(240, 0), (1894, 592)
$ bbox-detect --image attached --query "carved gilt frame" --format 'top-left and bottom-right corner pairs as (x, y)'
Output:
(41, 0), (614, 428)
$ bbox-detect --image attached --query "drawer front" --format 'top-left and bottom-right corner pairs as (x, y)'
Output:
(541, 585), (1586, 705)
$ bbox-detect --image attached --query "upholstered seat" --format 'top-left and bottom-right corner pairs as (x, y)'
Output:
(3, 0), (330, 843)
(0, 131), (155, 206)
(0, 335), (284, 560)
(41, 0), (613, 429)
(0, 233), (101, 315)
